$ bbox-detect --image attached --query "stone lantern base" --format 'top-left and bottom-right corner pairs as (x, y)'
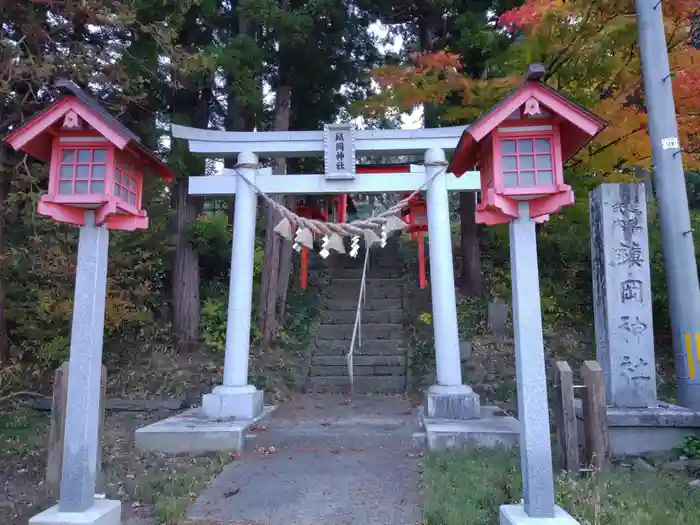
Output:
(29, 500), (121, 525)
(500, 504), (580, 525)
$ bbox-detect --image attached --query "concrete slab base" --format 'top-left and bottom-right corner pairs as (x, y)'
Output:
(424, 386), (481, 420)
(134, 405), (275, 454)
(29, 499), (121, 525)
(202, 387), (264, 419)
(575, 401), (700, 455)
(500, 504), (580, 525)
(423, 405), (520, 451)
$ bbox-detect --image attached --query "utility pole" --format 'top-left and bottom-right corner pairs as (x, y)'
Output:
(635, 0), (700, 409)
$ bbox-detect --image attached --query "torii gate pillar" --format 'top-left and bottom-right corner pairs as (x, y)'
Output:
(424, 148), (481, 419)
(203, 152), (264, 420)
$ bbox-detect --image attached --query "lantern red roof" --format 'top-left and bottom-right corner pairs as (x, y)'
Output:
(449, 70), (607, 177)
(5, 78), (175, 183)
(4, 79), (176, 230)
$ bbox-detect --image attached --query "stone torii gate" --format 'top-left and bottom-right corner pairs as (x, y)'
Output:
(171, 123), (490, 425)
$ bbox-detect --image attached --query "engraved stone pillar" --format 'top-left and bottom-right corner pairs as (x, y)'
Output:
(590, 183), (657, 408)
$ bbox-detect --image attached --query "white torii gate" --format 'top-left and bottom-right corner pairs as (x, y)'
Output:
(172, 123), (483, 421)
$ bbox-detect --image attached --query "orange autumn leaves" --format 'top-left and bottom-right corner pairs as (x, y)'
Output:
(367, 51), (471, 110)
(359, 51), (516, 125)
(495, 0), (700, 172)
(358, 0), (700, 174)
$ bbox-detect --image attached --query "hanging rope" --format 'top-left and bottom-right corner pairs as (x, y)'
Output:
(233, 161), (449, 237)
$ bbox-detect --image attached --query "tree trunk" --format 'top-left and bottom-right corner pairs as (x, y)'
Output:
(258, 84), (291, 343)
(171, 177), (203, 351)
(275, 194), (295, 321)
(224, 12), (256, 224)
(459, 191), (483, 297)
(274, 87), (294, 322)
(170, 71), (210, 350)
(259, 207), (282, 343)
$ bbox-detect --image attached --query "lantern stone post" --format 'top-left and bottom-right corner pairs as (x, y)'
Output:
(4, 79), (175, 525)
(499, 205), (582, 525)
(56, 210), (113, 515)
(202, 151), (264, 420)
(447, 64), (607, 524)
(500, 202), (560, 522)
(424, 147), (481, 419)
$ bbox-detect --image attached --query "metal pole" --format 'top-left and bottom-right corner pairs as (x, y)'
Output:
(635, 0), (700, 409)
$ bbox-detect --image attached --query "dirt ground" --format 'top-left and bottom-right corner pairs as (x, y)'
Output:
(0, 339), (315, 525)
(0, 351), (232, 525)
(0, 404), (238, 525)
(0, 320), (679, 525)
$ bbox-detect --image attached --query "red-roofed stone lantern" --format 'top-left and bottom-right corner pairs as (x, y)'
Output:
(448, 64), (606, 523)
(6, 78), (174, 230)
(450, 63), (606, 226)
(4, 79), (175, 525)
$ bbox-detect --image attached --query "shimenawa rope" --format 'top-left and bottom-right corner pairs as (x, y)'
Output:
(232, 161), (448, 237)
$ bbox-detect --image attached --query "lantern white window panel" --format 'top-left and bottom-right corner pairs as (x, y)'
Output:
(58, 148), (108, 195)
(114, 164), (138, 206)
(500, 137), (554, 188)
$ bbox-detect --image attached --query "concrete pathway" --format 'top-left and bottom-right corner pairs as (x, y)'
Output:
(186, 394), (424, 525)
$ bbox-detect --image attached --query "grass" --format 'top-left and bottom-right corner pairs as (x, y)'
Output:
(0, 405), (49, 456)
(422, 448), (700, 525)
(110, 452), (233, 525)
(0, 403), (233, 525)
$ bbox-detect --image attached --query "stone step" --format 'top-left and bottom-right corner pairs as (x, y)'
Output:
(331, 278), (403, 289)
(306, 375), (406, 394)
(317, 323), (402, 340)
(327, 268), (404, 279)
(332, 257), (401, 270)
(313, 339), (404, 356)
(321, 309), (403, 324)
(312, 355), (406, 367)
(327, 286), (402, 300)
(324, 298), (402, 311)
(310, 365), (405, 377)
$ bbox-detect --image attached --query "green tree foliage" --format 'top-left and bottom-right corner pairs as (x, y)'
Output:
(0, 0), (383, 394)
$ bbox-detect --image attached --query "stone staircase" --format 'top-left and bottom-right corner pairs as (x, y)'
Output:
(307, 239), (407, 394)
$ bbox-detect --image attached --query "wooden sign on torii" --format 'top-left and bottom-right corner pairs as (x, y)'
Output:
(171, 122), (481, 422)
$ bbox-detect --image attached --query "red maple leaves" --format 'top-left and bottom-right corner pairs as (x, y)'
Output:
(497, 5), (542, 33)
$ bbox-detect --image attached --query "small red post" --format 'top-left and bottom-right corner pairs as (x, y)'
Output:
(418, 231), (427, 289)
(339, 194), (347, 223)
(300, 247), (308, 289)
